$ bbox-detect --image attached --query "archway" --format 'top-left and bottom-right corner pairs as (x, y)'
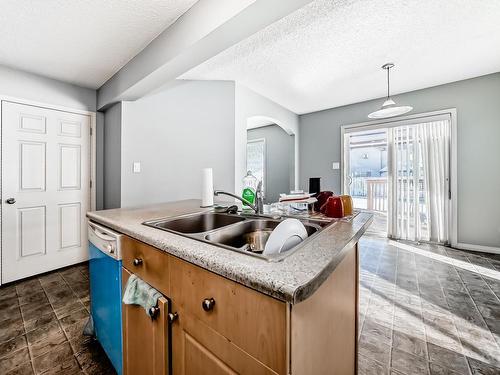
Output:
(245, 115), (297, 203)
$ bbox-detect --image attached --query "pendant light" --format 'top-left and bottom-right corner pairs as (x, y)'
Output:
(368, 63), (412, 119)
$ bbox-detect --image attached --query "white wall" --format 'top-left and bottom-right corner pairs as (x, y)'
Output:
(235, 83), (299, 194)
(120, 80), (235, 207)
(299, 73), (500, 250)
(0, 65), (96, 111)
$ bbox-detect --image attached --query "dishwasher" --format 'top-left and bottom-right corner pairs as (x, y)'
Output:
(88, 221), (123, 375)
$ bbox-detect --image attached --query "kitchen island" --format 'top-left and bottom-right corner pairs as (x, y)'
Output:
(87, 199), (372, 375)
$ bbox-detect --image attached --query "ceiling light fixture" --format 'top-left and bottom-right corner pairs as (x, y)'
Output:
(368, 63), (413, 119)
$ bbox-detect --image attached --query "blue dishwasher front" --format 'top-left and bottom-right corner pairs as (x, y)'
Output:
(88, 222), (123, 375)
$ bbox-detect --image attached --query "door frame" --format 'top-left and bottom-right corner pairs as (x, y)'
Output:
(246, 137), (267, 198)
(340, 108), (458, 248)
(0, 95), (97, 284)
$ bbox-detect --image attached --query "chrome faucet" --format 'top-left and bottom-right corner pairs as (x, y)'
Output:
(214, 181), (264, 214)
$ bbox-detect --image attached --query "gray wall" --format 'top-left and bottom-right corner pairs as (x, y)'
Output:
(299, 73), (500, 249)
(120, 80), (235, 207)
(0, 65), (96, 111)
(247, 125), (294, 203)
(103, 103), (122, 209)
(235, 84), (300, 194)
(95, 112), (104, 210)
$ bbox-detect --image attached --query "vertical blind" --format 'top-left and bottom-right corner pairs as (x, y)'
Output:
(387, 119), (451, 243)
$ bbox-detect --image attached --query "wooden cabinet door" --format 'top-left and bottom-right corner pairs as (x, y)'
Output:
(169, 257), (286, 374)
(171, 309), (278, 375)
(122, 268), (169, 375)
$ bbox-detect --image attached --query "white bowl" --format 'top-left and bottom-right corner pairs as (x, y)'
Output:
(263, 218), (308, 255)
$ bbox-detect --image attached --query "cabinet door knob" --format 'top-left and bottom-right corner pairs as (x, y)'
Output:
(202, 298), (216, 312)
(148, 306), (160, 320)
(133, 258), (143, 266)
(168, 312), (179, 323)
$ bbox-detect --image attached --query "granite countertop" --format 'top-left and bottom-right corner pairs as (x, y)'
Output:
(87, 199), (372, 304)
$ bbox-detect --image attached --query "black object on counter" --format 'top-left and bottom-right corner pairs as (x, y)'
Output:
(309, 177), (321, 197)
(314, 191), (334, 212)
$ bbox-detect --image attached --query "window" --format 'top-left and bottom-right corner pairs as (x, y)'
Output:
(246, 138), (265, 196)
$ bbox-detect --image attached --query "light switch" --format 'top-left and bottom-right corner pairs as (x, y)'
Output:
(332, 162), (340, 170)
(133, 162), (141, 173)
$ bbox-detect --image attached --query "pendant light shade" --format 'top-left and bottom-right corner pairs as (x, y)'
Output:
(368, 63), (412, 119)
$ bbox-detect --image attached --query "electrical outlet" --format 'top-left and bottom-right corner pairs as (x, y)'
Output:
(332, 162), (340, 170)
(133, 162), (141, 173)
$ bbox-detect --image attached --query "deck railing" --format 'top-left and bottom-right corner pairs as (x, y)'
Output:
(350, 176), (388, 212)
(366, 178), (388, 212)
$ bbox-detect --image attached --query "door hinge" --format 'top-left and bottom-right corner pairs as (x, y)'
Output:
(90, 127), (93, 136)
(90, 180), (93, 188)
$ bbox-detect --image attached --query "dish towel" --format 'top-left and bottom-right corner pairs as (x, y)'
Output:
(122, 274), (162, 315)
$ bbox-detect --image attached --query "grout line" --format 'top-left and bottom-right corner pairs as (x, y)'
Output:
(444, 248), (500, 358)
(14, 281), (37, 375)
(387, 240), (399, 372)
(413, 246), (436, 375)
(461, 253), (500, 304)
(39, 271), (85, 373)
(358, 239), (384, 337)
(2, 264), (99, 375)
(430, 249), (474, 375)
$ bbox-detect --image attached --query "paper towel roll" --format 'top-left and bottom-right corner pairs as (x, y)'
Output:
(201, 168), (214, 207)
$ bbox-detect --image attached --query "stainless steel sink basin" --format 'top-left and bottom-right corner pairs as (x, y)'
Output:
(143, 211), (330, 261)
(205, 219), (319, 254)
(144, 212), (245, 234)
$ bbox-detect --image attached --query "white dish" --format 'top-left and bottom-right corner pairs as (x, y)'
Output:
(263, 218), (308, 255)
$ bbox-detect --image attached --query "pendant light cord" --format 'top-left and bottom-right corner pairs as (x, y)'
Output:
(386, 66), (390, 99)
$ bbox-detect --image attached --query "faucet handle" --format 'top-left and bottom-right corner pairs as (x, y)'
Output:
(256, 180), (262, 193)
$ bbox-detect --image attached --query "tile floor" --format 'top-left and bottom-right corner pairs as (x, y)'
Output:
(358, 229), (500, 374)
(0, 264), (115, 374)
(1, 229), (500, 374)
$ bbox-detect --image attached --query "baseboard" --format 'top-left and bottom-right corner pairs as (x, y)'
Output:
(454, 242), (500, 255)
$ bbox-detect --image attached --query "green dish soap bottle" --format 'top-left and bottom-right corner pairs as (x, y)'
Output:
(242, 171), (258, 209)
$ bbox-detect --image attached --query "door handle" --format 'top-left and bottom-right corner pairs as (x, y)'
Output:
(6, 198), (16, 204)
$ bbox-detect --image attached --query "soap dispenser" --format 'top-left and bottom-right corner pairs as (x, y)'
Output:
(242, 171), (258, 208)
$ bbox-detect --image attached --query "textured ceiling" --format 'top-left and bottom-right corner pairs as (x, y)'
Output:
(0, 0), (199, 88)
(182, 0), (500, 114)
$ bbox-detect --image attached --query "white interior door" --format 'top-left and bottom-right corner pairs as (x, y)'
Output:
(1, 101), (91, 283)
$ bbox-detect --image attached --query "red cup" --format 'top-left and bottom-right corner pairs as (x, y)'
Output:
(321, 196), (344, 218)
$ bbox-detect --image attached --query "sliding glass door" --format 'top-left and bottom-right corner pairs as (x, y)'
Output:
(343, 113), (452, 244)
(344, 129), (389, 233)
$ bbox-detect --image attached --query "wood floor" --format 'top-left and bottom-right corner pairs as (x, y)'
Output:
(1, 229), (499, 374)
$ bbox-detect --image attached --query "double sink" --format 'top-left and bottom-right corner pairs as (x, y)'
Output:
(143, 211), (333, 261)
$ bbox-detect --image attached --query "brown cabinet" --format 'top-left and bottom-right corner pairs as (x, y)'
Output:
(121, 235), (359, 375)
(169, 256), (287, 374)
(122, 268), (169, 375)
(122, 236), (170, 296)
(171, 309), (278, 375)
